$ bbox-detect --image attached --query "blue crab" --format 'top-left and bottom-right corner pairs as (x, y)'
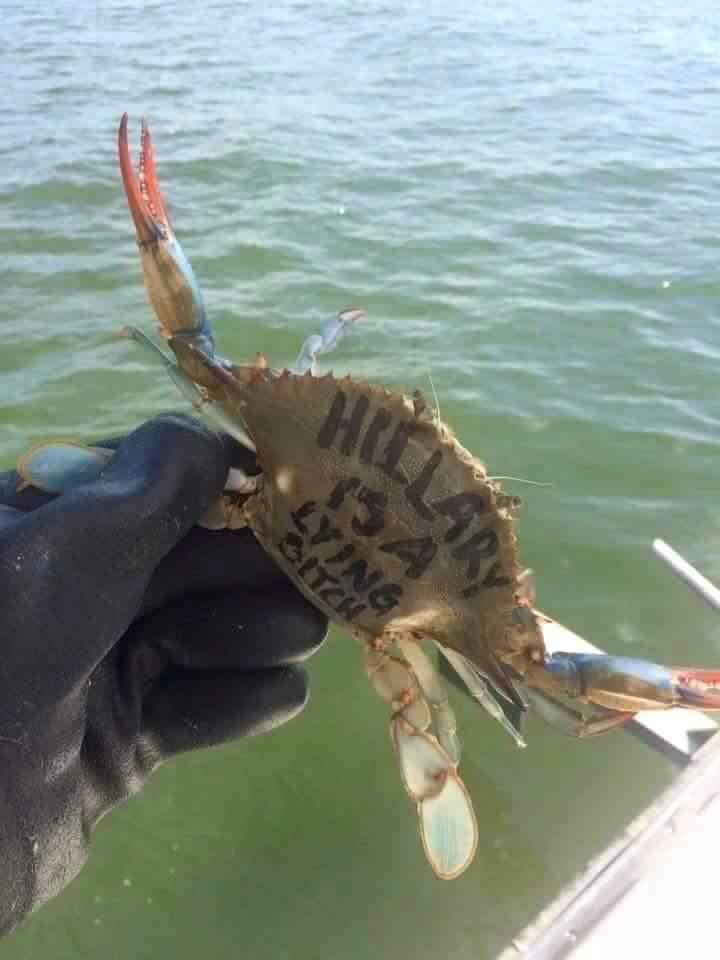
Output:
(18, 115), (720, 880)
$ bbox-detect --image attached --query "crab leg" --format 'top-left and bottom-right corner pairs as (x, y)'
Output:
(395, 636), (461, 762)
(521, 652), (720, 737)
(118, 326), (256, 451)
(362, 636), (478, 879)
(119, 326), (208, 408)
(291, 308), (366, 375)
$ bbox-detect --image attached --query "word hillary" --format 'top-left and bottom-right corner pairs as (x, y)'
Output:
(278, 389), (510, 623)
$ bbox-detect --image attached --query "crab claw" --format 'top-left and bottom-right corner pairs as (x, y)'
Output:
(554, 655), (720, 712)
(118, 113), (213, 354)
(523, 653), (720, 737)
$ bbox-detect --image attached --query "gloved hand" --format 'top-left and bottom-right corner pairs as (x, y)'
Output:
(0, 414), (327, 936)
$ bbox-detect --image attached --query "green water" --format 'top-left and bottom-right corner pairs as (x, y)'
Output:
(2, 1), (719, 956)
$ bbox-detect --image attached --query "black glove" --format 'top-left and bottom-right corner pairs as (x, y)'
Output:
(0, 415), (327, 936)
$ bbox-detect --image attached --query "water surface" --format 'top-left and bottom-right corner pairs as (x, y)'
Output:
(1, 2), (719, 957)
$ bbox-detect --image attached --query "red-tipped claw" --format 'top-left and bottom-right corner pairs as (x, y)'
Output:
(118, 113), (172, 249)
(117, 114), (210, 346)
(519, 653), (720, 739)
(672, 668), (720, 709)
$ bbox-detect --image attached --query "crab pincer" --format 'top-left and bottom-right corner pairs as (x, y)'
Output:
(118, 113), (214, 356)
(517, 646), (720, 738)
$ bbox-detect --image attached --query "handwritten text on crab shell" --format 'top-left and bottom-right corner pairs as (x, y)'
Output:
(278, 390), (510, 622)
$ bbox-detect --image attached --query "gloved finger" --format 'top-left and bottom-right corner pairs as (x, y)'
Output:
(0, 415), (232, 711)
(2, 427), (277, 614)
(53, 414), (230, 569)
(138, 526), (285, 617)
(97, 427), (260, 476)
(0, 505), (24, 531)
(98, 429), (272, 616)
(131, 584), (328, 670)
(0, 427), (257, 513)
(0, 468), (292, 619)
(145, 664), (309, 754)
